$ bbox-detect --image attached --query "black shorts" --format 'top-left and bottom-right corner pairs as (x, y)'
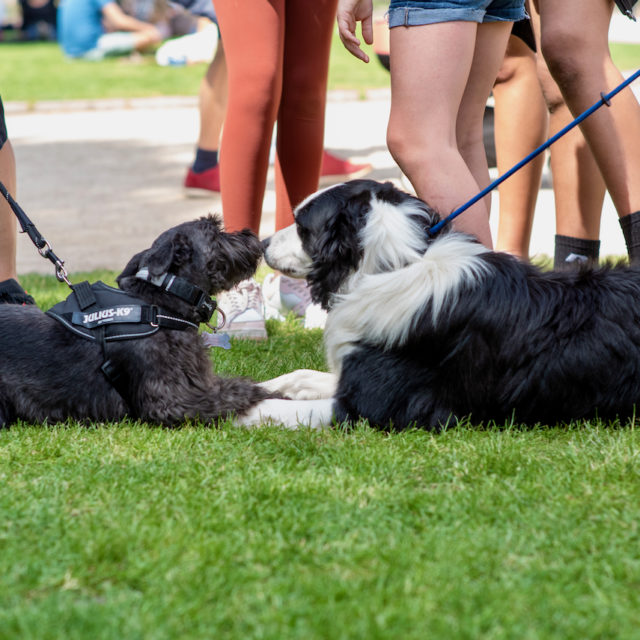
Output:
(0, 96), (7, 151)
(512, 17), (535, 52)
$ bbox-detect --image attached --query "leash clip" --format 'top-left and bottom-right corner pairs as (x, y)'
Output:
(205, 307), (226, 333)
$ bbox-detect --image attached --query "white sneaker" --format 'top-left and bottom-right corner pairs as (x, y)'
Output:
(262, 273), (313, 319)
(217, 278), (267, 340)
(262, 273), (285, 321)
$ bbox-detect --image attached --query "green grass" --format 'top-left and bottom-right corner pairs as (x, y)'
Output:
(2, 272), (640, 639)
(1, 36), (639, 105)
(0, 31), (390, 104)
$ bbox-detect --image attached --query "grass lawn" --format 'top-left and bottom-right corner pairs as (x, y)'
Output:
(1, 274), (640, 639)
(0, 31), (390, 104)
(3, 26), (640, 640)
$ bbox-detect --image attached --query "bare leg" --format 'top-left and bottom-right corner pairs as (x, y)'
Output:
(457, 20), (513, 225)
(387, 21), (510, 248)
(493, 33), (548, 258)
(538, 0), (640, 218)
(527, 3), (605, 245)
(0, 138), (17, 282)
(196, 39), (227, 153)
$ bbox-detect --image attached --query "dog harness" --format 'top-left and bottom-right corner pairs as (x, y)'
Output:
(46, 277), (217, 415)
(46, 281), (200, 340)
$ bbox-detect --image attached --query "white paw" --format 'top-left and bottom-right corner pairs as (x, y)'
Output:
(237, 398), (335, 429)
(260, 369), (337, 400)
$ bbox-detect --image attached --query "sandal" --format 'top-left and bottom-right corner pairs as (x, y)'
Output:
(0, 279), (36, 305)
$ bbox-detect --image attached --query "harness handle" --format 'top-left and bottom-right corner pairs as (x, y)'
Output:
(428, 67), (640, 236)
(0, 180), (72, 287)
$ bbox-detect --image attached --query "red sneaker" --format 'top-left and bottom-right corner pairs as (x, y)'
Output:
(319, 151), (372, 186)
(184, 165), (221, 197)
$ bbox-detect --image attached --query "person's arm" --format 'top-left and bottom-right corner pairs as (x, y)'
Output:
(101, 1), (160, 35)
(336, 0), (374, 63)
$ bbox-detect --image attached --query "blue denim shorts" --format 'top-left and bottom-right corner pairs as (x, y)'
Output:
(388, 0), (526, 27)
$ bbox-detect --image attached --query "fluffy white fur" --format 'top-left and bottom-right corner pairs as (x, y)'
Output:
(325, 234), (490, 374)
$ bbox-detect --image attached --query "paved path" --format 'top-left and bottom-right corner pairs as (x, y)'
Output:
(7, 72), (639, 275)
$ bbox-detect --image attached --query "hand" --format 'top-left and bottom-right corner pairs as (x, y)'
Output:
(336, 0), (374, 63)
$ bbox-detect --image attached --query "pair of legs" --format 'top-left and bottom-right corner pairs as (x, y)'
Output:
(493, 26), (548, 258)
(535, 0), (640, 262)
(214, 0), (338, 234)
(186, 32), (371, 194)
(387, 8), (521, 248)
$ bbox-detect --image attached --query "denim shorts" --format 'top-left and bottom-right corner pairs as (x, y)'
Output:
(388, 0), (527, 27)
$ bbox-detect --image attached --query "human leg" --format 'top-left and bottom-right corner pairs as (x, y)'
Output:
(493, 32), (548, 259)
(195, 39), (227, 162)
(456, 19), (513, 233)
(184, 38), (227, 196)
(538, 0), (640, 221)
(210, 2), (287, 339)
(387, 20), (492, 247)
(0, 99), (34, 304)
(273, 0), (338, 230)
(215, 0), (285, 234)
(0, 96), (17, 283)
(529, 2), (606, 267)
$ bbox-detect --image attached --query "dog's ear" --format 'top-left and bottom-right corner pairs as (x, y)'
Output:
(145, 232), (193, 276)
(116, 249), (146, 285)
(307, 201), (366, 309)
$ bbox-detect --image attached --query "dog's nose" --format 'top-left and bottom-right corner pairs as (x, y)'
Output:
(261, 237), (271, 253)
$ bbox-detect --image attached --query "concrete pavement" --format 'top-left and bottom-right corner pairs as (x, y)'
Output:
(6, 69), (640, 276)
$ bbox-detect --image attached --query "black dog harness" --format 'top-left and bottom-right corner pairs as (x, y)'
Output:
(46, 276), (217, 414)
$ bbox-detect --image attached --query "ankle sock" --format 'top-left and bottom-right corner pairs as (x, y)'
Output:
(192, 148), (218, 174)
(554, 234), (600, 271)
(619, 211), (640, 264)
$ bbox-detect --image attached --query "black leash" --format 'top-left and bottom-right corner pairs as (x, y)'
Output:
(0, 179), (71, 286)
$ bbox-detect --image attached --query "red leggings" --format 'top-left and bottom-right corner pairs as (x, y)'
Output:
(215, 0), (338, 233)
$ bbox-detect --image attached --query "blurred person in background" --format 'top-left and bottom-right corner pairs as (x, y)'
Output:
(57, 0), (162, 59)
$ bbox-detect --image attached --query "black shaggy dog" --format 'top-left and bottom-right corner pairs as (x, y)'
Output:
(0, 215), (329, 429)
(263, 179), (640, 430)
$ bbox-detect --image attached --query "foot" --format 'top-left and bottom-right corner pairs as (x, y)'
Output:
(263, 273), (327, 329)
(319, 150), (372, 186)
(0, 279), (35, 305)
(263, 273), (311, 319)
(217, 278), (268, 340)
(183, 165), (220, 197)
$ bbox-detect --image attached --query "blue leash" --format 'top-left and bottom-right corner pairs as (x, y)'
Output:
(428, 67), (640, 236)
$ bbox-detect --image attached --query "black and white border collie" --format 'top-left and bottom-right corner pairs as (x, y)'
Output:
(262, 179), (640, 430)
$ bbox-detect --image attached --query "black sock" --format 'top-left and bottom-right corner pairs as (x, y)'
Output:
(192, 148), (218, 174)
(554, 234), (600, 271)
(619, 211), (640, 264)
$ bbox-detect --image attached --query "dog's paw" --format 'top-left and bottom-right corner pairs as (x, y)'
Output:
(260, 369), (337, 400)
(237, 398), (334, 430)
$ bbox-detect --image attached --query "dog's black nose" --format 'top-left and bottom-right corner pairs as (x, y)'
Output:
(261, 237), (271, 253)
